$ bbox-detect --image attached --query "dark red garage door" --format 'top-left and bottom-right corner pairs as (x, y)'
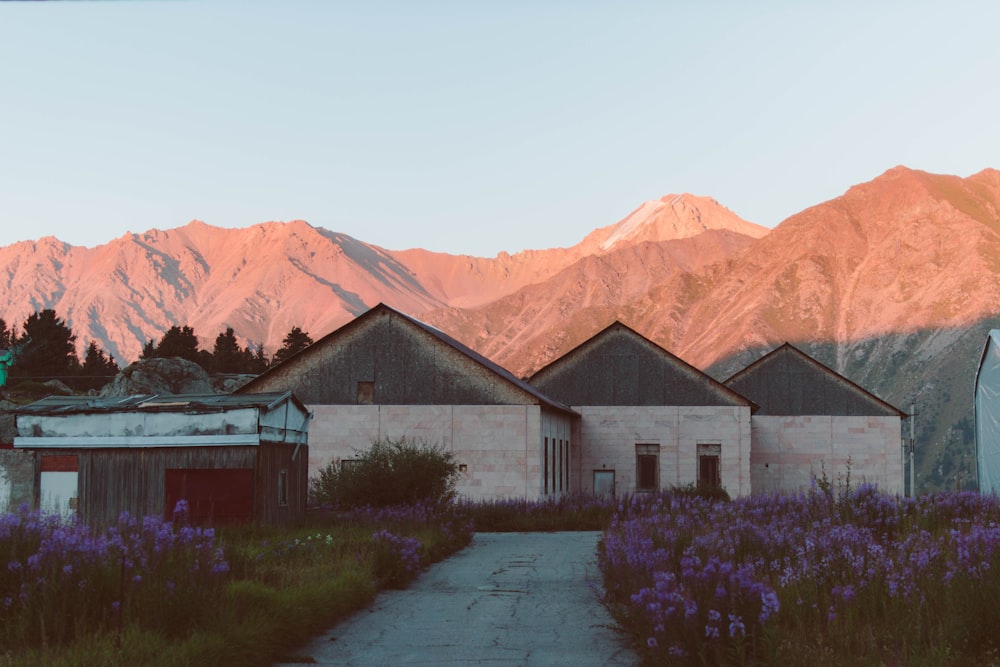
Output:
(164, 468), (254, 524)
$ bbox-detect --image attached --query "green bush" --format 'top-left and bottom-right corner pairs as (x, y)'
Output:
(310, 437), (460, 508)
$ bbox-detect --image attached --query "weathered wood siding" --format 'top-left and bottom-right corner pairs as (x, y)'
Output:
(531, 323), (749, 407)
(63, 446), (257, 526)
(725, 345), (902, 417)
(255, 442), (309, 524)
(245, 308), (535, 406)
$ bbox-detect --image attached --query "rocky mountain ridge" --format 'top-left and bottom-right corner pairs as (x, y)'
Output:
(3, 167), (998, 491)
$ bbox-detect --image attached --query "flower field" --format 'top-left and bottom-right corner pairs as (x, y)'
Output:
(599, 485), (1000, 665)
(0, 501), (473, 666)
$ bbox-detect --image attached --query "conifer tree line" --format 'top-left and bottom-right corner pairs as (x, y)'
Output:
(0, 309), (314, 388)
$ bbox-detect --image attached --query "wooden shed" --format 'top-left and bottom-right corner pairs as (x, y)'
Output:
(530, 322), (756, 497)
(239, 303), (578, 500)
(13, 392), (311, 526)
(724, 343), (905, 494)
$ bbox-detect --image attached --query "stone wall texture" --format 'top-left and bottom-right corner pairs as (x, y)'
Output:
(749, 415), (903, 494)
(574, 405), (752, 497)
(308, 404), (574, 500)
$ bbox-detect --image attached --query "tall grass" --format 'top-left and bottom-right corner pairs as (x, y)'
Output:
(460, 493), (617, 531)
(599, 485), (1000, 665)
(0, 500), (473, 666)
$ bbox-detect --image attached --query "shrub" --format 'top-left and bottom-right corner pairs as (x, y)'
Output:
(310, 437), (460, 508)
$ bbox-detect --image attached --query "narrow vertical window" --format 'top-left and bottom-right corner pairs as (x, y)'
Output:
(357, 381), (374, 404)
(697, 443), (722, 489)
(278, 469), (289, 507)
(544, 436), (549, 495)
(565, 439), (571, 492)
(558, 439), (564, 492)
(635, 444), (659, 492)
(551, 438), (557, 494)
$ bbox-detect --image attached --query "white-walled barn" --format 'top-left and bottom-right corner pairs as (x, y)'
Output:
(725, 343), (905, 495)
(238, 304), (578, 500)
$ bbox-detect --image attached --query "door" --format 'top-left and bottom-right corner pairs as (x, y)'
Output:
(40, 455), (79, 518)
(164, 468), (254, 524)
(593, 470), (615, 496)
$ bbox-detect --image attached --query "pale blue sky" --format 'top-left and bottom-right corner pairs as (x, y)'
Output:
(2, 2), (999, 256)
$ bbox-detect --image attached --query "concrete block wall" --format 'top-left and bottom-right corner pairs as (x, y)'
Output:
(307, 405), (569, 500)
(0, 449), (35, 511)
(576, 406), (751, 497)
(750, 415), (903, 495)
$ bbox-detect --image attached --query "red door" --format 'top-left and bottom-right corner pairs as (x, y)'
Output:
(164, 468), (254, 524)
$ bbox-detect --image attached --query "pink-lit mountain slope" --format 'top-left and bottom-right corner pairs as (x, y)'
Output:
(0, 195), (763, 365)
(419, 167), (1000, 491)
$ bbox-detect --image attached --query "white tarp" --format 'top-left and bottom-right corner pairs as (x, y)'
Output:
(976, 330), (1000, 494)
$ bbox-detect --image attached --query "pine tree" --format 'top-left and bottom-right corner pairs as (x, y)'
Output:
(81, 341), (120, 391)
(0, 319), (13, 350)
(211, 327), (245, 373)
(12, 309), (81, 382)
(272, 326), (313, 365)
(154, 325), (202, 363)
(140, 339), (156, 360)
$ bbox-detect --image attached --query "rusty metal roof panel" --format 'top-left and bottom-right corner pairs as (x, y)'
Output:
(15, 391), (306, 416)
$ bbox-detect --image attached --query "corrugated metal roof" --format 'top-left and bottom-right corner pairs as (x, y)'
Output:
(16, 391), (305, 416)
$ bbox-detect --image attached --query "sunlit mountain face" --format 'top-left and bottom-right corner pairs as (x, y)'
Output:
(3, 166), (999, 491)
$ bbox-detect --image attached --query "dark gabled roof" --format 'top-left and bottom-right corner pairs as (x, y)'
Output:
(724, 343), (905, 418)
(530, 320), (757, 409)
(16, 391), (307, 416)
(239, 303), (577, 416)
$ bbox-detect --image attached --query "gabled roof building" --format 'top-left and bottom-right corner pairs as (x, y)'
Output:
(240, 304), (578, 499)
(725, 343), (905, 494)
(530, 322), (755, 496)
(14, 392), (310, 525)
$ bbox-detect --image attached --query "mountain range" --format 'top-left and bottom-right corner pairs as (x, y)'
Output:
(3, 166), (997, 492)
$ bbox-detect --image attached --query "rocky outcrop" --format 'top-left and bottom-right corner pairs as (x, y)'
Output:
(100, 358), (215, 397)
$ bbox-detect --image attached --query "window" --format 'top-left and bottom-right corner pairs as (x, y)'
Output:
(278, 470), (289, 507)
(559, 438), (565, 491)
(697, 443), (721, 488)
(544, 437), (549, 494)
(636, 444), (659, 492)
(565, 439), (571, 492)
(593, 469), (615, 496)
(357, 381), (374, 404)
(551, 438), (558, 493)
(340, 459), (361, 471)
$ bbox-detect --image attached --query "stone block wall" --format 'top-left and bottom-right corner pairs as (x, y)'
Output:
(307, 404), (572, 500)
(575, 405), (751, 497)
(749, 415), (903, 495)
